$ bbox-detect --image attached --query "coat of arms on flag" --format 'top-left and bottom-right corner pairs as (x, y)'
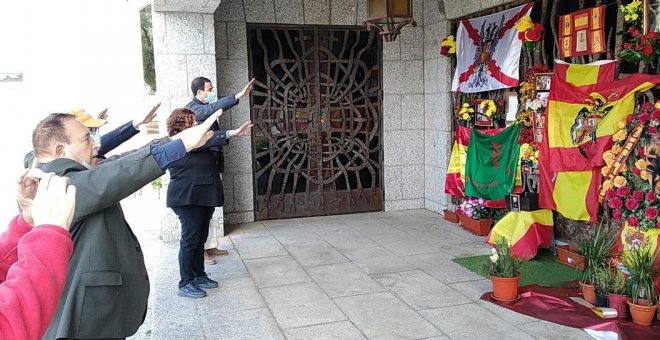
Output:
(451, 3), (533, 93)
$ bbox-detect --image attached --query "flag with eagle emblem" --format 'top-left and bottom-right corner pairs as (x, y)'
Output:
(451, 3), (533, 93)
(465, 124), (521, 200)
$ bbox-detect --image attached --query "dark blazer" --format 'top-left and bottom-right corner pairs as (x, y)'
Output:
(41, 145), (165, 339)
(166, 131), (229, 208)
(185, 95), (239, 122)
(97, 120), (140, 157)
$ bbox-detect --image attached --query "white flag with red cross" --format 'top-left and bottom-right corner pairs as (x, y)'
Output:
(451, 3), (533, 93)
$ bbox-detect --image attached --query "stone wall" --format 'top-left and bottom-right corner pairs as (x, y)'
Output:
(152, 9), (225, 239)
(442, 0), (514, 20)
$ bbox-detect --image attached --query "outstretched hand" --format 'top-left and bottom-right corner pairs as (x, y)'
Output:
(98, 108), (109, 120)
(133, 102), (161, 128)
(32, 173), (77, 230)
(172, 109), (223, 151)
(237, 78), (255, 99)
(231, 120), (254, 137)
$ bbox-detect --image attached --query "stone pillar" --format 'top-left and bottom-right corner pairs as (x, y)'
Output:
(152, 8), (224, 240)
(422, 0), (451, 214)
(382, 0), (427, 211)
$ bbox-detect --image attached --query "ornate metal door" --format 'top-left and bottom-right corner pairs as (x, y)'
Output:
(248, 25), (383, 220)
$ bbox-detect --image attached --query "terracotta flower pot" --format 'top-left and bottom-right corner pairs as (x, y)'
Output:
(580, 282), (597, 305)
(627, 298), (658, 326)
(490, 274), (521, 300)
(443, 209), (459, 223)
(459, 215), (493, 236)
(607, 294), (628, 318)
(556, 245), (585, 271)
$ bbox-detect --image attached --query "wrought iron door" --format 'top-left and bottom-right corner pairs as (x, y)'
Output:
(248, 25), (383, 220)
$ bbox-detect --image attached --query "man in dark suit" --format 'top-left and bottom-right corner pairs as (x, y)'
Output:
(32, 111), (220, 339)
(185, 76), (254, 263)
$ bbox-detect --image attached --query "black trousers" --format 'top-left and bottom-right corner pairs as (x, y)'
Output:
(172, 206), (214, 287)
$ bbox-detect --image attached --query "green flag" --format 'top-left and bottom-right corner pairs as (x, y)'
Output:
(465, 124), (521, 200)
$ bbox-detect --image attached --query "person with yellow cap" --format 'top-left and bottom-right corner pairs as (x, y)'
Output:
(24, 104), (160, 168)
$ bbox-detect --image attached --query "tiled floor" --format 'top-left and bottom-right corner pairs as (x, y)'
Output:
(129, 208), (591, 340)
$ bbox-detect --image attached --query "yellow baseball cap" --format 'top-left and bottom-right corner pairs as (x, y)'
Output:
(68, 109), (107, 128)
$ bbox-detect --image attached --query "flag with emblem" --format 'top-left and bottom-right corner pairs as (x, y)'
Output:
(546, 73), (660, 172)
(465, 124), (521, 200)
(451, 3), (533, 93)
(538, 60), (619, 222)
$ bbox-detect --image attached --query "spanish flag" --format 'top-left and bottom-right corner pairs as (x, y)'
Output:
(487, 210), (554, 260)
(445, 126), (523, 207)
(547, 73), (660, 171)
(538, 60), (615, 222)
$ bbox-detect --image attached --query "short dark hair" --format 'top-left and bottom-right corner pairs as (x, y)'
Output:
(167, 108), (196, 137)
(191, 77), (211, 96)
(32, 113), (77, 157)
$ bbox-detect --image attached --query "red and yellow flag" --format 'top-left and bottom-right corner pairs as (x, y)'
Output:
(487, 209), (554, 260)
(538, 60), (615, 222)
(547, 74), (660, 171)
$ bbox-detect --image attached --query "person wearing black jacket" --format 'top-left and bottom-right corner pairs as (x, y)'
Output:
(166, 107), (252, 298)
(185, 76), (254, 263)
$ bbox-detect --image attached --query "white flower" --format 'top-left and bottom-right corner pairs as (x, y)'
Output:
(490, 254), (499, 263)
(491, 248), (498, 255)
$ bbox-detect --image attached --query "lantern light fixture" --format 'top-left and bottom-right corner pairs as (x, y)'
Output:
(363, 0), (417, 42)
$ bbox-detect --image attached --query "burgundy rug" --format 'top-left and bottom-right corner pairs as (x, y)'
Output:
(480, 282), (660, 339)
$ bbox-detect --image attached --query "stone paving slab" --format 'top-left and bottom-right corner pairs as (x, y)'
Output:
(261, 282), (347, 329)
(284, 321), (367, 340)
(232, 235), (288, 259)
(405, 252), (482, 284)
(243, 256), (311, 288)
(200, 308), (285, 340)
(517, 320), (593, 339)
(285, 241), (349, 267)
(373, 270), (472, 310)
(307, 262), (386, 298)
(226, 221), (270, 239)
(369, 233), (444, 257)
(334, 292), (443, 339)
(267, 224), (321, 244)
(318, 228), (380, 250)
(419, 303), (536, 340)
(341, 246), (417, 274)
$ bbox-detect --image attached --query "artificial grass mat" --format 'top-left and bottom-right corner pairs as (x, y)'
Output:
(452, 249), (581, 286)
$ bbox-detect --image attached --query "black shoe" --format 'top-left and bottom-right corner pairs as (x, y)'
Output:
(178, 282), (206, 298)
(193, 276), (219, 289)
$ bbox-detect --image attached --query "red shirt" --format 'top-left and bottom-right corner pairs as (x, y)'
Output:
(0, 215), (73, 340)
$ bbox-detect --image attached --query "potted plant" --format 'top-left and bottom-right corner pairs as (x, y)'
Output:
(624, 244), (659, 326)
(443, 202), (460, 223)
(580, 223), (617, 305)
(556, 242), (586, 271)
(481, 239), (523, 301)
(457, 198), (497, 236)
(601, 267), (629, 318)
(592, 266), (611, 307)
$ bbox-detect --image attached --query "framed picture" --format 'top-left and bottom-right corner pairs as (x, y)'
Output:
(645, 0), (660, 33)
(504, 92), (519, 124)
(534, 73), (554, 91)
(509, 194), (521, 212)
(533, 111), (545, 144)
(473, 99), (493, 127)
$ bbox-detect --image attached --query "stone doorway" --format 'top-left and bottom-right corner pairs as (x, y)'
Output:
(248, 24), (384, 220)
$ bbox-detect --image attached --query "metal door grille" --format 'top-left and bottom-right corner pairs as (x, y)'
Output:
(248, 25), (383, 220)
